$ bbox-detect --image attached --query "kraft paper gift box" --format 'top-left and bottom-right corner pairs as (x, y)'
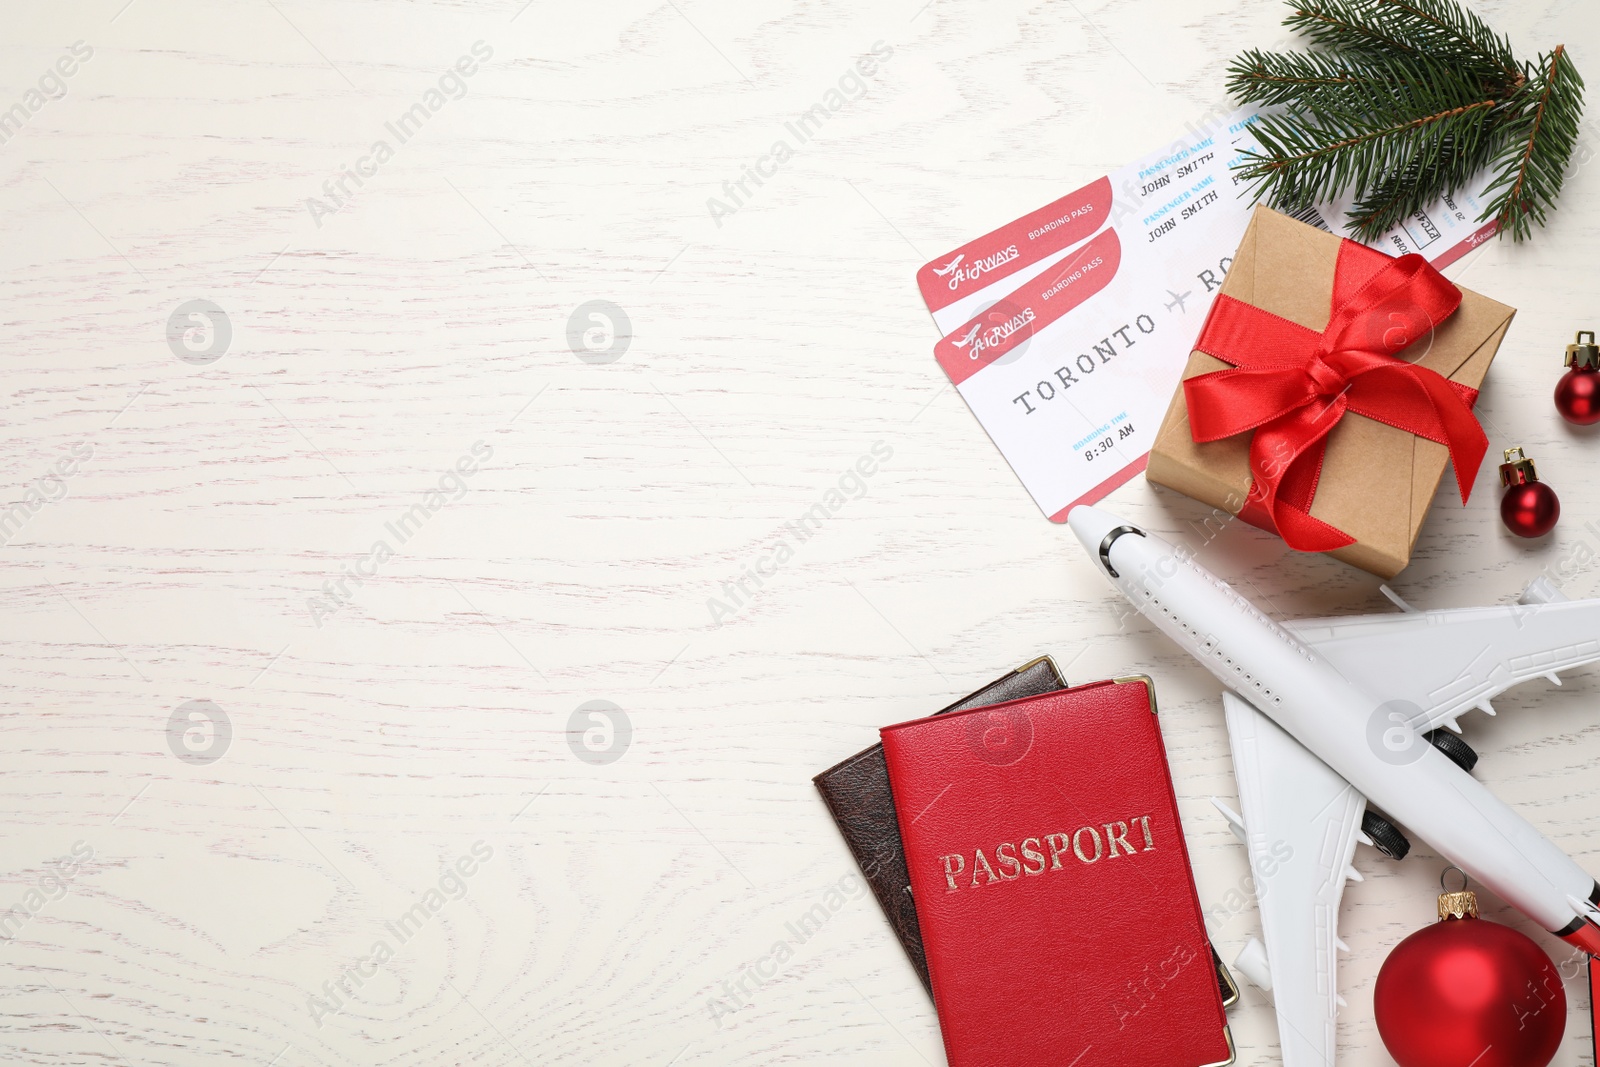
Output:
(1147, 206), (1515, 578)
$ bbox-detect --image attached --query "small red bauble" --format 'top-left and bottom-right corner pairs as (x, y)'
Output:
(1375, 883), (1566, 1067)
(1555, 330), (1600, 425)
(1499, 446), (1559, 538)
(1555, 369), (1600, 424)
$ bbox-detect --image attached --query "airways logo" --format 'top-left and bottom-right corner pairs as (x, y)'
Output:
(937, 245), (1021, 290)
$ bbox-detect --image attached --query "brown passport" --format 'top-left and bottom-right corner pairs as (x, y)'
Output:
(813, 657), (1067, 993)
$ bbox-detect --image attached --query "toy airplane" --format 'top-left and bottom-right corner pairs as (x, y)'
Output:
(1069, 505), (1600, 1067)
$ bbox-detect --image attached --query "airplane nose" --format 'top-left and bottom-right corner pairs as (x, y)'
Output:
(1066, 505), (1123, 554)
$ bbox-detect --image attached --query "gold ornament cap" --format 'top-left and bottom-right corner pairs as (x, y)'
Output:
(1499, 446), (1539, 488)
(1566, 330), (1600, 370)
(1438, 890), (1479, 920)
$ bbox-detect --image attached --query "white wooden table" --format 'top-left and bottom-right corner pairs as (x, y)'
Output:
(3, 1), (1599, 1063)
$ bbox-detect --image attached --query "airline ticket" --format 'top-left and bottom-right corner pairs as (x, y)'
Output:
(918, 105), (1501, 522)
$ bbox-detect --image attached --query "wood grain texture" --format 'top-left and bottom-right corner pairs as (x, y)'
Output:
(1, 0), (1598, 1063)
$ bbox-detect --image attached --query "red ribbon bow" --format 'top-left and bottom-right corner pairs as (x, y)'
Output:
(1184, 240), (1487, 552)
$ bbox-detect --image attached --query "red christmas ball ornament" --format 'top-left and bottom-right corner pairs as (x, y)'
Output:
(1499, 446), (1559, 538)
(1555, 330), (1600, 425)
(1375, 873), (1566, 1067)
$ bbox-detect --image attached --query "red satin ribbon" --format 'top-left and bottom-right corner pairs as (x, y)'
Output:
(1184, 240), (1487, 552)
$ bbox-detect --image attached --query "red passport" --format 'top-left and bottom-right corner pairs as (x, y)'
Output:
(880, 678), (1233, 1067)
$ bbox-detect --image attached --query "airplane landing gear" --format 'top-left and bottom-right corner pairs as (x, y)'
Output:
(1363, 810), (1412, 860)
(1426, 730), (1479, 773)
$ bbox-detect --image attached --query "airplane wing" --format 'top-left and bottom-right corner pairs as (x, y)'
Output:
(1282, 578), (1600, 734)
(1216, 692), (1365, 1067)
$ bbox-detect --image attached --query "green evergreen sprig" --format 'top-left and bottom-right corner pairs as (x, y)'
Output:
(1229, 0), (1583, 241)
(1228, 49), (1497, 114)
(1284, 0), (1518, 84)
(1482, 45), (1584, 240)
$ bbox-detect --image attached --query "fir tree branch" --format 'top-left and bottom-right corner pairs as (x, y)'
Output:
(1344, 127), (1497, 237)
(1286, 3), (1411, 54)
(1480, 45), (1585, 240)
(1377, 0), (1520, 84)
(1229, 48), (1497, 115)
(1345, 170), (1434, 237)
(1284, 0), (1518, 87)
(1506, 51), (1562, 212)
(1230, 49), (1370, 96)
(1231, 0), (1585, 243)
(1237, 97), (1499, 210)
(1285, 0), (1425, 61)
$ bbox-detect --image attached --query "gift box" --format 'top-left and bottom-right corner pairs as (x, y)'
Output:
(1147, 206), (1515, 578)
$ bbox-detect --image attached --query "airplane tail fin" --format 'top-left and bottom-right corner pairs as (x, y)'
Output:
(1520, 575), (1569, 605)
(1589, 956), (1599, 1067)
(1557, 902), (1600, 1065)
(1562, 894), (1600, 956)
